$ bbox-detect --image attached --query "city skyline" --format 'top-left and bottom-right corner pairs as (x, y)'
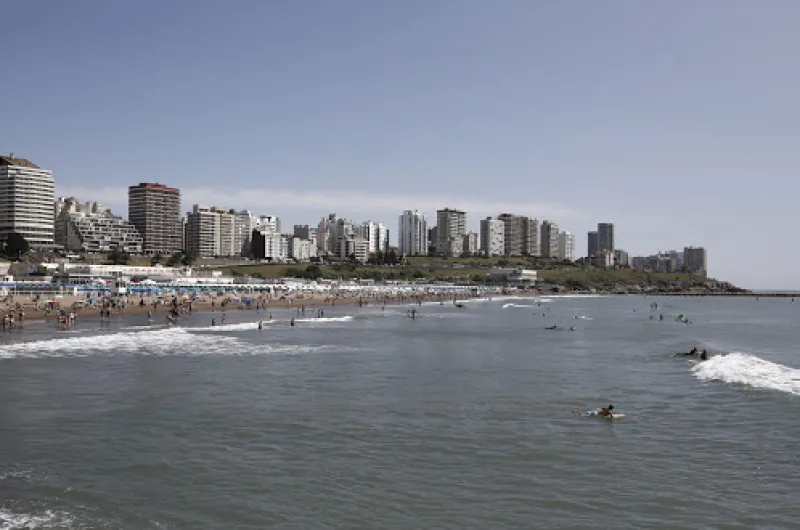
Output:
(2, 1), (795, 287)
(5, 152), (706, 277)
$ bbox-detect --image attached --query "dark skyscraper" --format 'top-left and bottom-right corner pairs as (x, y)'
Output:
(598, 223), (614, 252)
(588, 231), (599, 258)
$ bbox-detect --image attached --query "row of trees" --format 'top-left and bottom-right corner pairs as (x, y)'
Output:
(2, 232), (30, 259)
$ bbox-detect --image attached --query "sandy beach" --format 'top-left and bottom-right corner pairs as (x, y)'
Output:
(0, 288), (532, 329)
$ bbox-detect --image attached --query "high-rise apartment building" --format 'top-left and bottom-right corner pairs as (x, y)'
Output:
(526, 218), (540, 257)
(462, 232), (480, 256)
(435, 208), (467, 256)
(293, 225), (318, 250)
(598, 223), (614, 252)
(540, 220), (559, 258)
(185, 205), (222, 258)
(358, 221), (389, 254)
(587, 231), (599, 258)
(557, 231), (575, 262)
(683, 246), (707, 274)
(497, 213), (525, 256)
(0, 155), (55, 249)
(128, 182), (182, 255)
(496, 214), (540, 256)
(186, 205), (271, 258)
(398, 210), (428, 256)
(480, 217), (505, 257)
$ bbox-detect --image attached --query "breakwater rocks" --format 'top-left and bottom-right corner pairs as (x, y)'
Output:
(547, 279), (747, 296)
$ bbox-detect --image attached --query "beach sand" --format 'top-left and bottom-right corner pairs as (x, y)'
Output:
(0, 289), (530, 329)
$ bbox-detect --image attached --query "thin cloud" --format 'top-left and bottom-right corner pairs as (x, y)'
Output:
(56, 185), (584, 223)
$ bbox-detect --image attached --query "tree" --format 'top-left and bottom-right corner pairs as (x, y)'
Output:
(166, 251), (184, 266)
(151, 254), (163, 266)
(5, 232), (29, 259)
(384, 249), (399, 265)
(181, 250), (197, 266)
(108, 249), (131, 265)
(304, 264), (323, 280)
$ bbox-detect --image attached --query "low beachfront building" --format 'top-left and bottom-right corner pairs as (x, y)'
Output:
(51, 263), (188, 284)
(486, 267), (538, 283)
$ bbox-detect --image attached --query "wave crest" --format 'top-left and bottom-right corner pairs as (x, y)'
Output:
(691, 352), (800, 396)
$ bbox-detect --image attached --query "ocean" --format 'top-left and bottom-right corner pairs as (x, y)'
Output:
(1, 295), (799, 529)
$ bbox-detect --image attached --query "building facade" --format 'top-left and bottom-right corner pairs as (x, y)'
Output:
(462, 231), (480, 256)
(598, 223), (614, 252)
(497, 213), (525, 256)
(480, 217), (505, 257)
(128, 182), (182, 255)
(683, 246), (707, 274)
(587, 231), (599, 259)
(0, 156), (55, 249)
(185, 205), (222, 258)
(55, 197), (143, 254)
(540, 220), (559, 259)
(358, 221), (389, 254)
(435, 208), (467, 256)
(338, 237), (370, 263)
(398, 209), (428, 256)
(557, 231), (575, 261)
(251, 230), (289, 261)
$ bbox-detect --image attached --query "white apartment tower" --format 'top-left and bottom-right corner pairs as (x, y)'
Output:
(0, 155), (55, 248)
(480, 217), (505, 257)
(557, 231), (575, 262)
(185, 205), (222, 258)
(398, 209), (428, 256)
(540, 220), (560, 259)
(358, 221), (389, 254)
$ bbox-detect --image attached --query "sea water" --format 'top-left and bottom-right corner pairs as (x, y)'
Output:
(1, 295), (799, 529)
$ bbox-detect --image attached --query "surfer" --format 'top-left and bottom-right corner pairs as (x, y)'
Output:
(597, 404), (614, 417)
(700, 350), (708, 361)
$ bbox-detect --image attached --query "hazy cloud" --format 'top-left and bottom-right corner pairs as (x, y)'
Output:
(56, 185), (584, 223)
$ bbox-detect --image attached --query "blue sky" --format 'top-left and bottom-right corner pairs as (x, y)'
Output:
(2, 0), (799, 288)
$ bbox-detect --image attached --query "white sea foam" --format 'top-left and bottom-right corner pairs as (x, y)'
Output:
(0, 470), (32, 481)
(0, 326), (355, 360)
(0, 508), (73, 530)
(501, 301), (552, 308)
(0, 328), (242, 359)
(691, 352), (800, 396)
(190, 321), (272, 332)
(294, 315), (354, 323)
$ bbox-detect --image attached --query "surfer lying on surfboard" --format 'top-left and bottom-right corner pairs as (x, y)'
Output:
(576, 405), (625, 419)
(597, 404), (614, 417)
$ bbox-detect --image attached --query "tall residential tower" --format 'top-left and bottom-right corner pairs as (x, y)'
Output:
(0, 155), (55, 249)
(398, 209), (428, 256)
(128, 182), (182, 255)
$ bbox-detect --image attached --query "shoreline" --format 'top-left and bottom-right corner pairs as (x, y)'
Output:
(0, 290), (540, 327)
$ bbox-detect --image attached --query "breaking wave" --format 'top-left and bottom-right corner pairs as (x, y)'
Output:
(0, 327), (354, 360)
(691, 352), (800, 396)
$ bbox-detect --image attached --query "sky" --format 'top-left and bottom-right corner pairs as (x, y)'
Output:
(2, 0), (799, 289)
